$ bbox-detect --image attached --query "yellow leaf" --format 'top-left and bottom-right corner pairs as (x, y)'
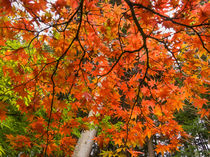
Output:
(154, 106), (162, 116)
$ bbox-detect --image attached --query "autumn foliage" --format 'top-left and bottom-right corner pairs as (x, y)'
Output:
(0, 0), (209, 156)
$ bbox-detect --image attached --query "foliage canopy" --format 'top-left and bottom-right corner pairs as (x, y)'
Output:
(0, 0), (209, 156)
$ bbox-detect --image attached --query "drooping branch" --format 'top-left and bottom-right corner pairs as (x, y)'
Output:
(130, 1), (209, 53)
(44, 0), (84, 155)
(124, 0), (150, 149)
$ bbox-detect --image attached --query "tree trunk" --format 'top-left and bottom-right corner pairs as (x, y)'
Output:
(72, 110), (97, 157)
(147, 137), (155, 157)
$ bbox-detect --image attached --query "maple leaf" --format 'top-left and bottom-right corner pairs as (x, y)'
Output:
(128, 149), (144, 157)
(0, 0), (13, 14)
(83, 92), (92, 101)
(199, 3), (210, 22)
(125, 88), (136, 100)
(31, 118), (45, 133)
(155, 144), (169, 155)
(0, 101), (7, 121)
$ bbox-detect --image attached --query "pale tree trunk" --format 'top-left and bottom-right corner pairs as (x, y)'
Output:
(147, 136), (155, 157)
(72, 110), (97, 157)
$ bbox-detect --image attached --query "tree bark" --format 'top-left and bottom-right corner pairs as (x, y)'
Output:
(147, 137), (155, 157)
(72, 110), (97, 157)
